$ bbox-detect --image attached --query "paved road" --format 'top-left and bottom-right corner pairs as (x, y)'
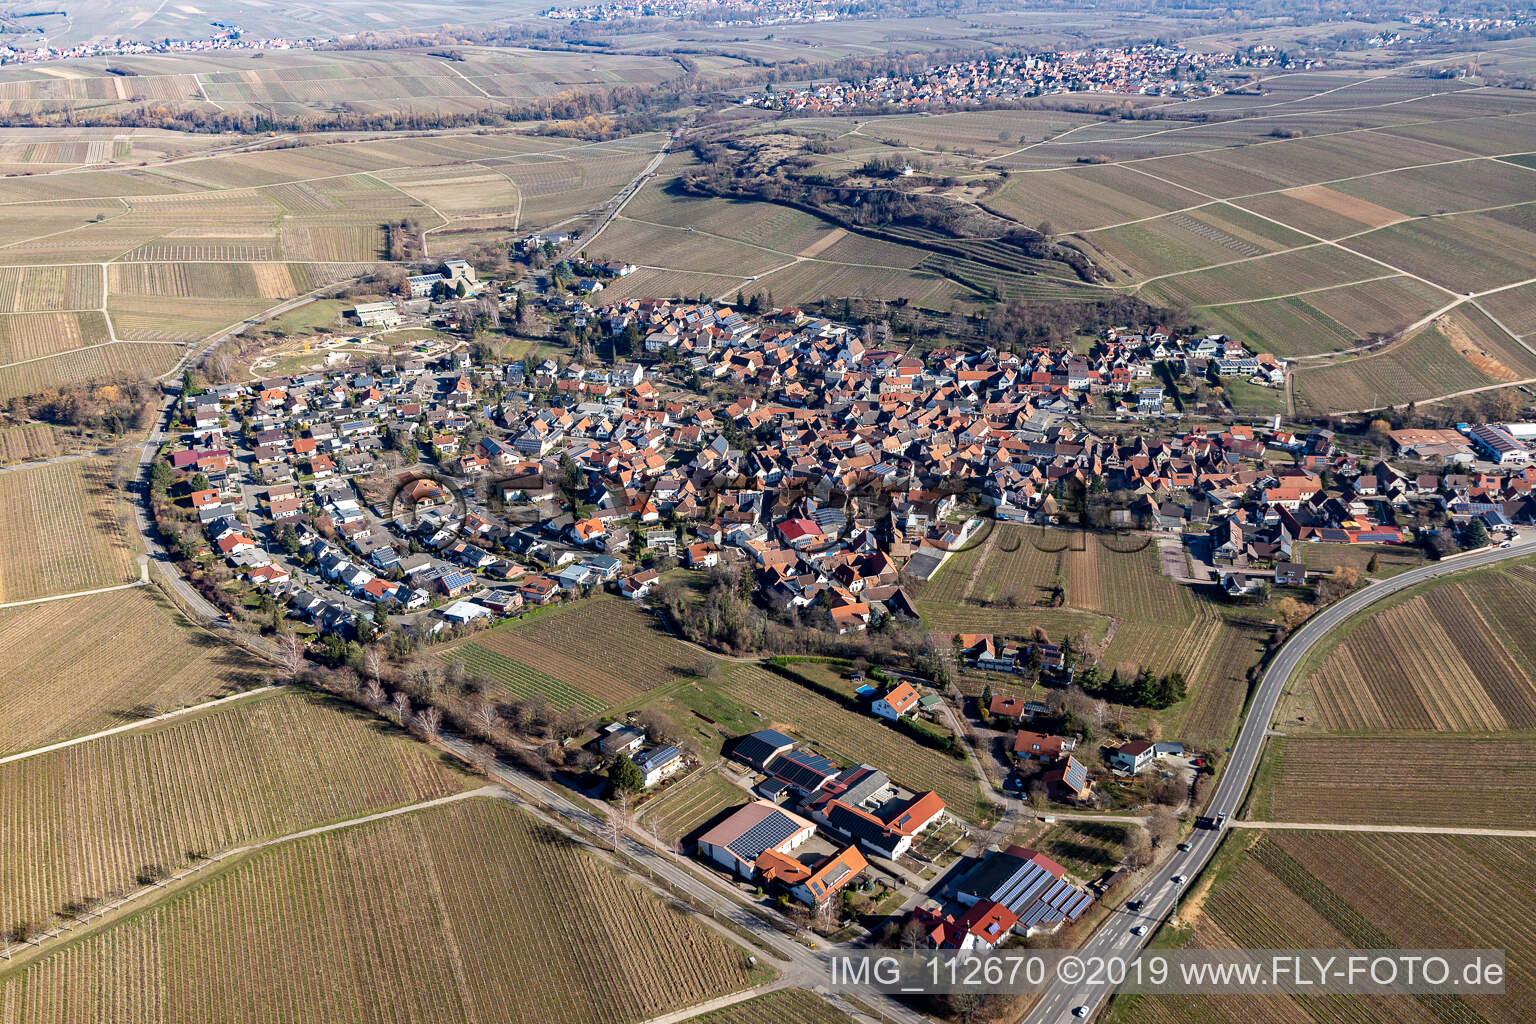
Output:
(1023, 534), (1536, 1024)
(437, 732), (935, 1024)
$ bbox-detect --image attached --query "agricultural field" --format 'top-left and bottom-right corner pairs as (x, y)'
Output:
(0, 587), (267, 756)
(1481, 281), (1536, 339)
(0, 266), (103, 313)
(680, 988), (857, 1024)
(0, 422), (58, 463)
(0, 456), (138, 603)
(988, 165), (1210, 233)
(1083, 206), (1312, 282)
(0, 796), (761, 1024)
(1191, 275), (1448, 358)
(1295, 541), (1424, 578)
(1246, 736), (1536, 828)
(1108, 830), (1536, 1024)
(0, 311), (112, 366)
(438, 597), (698, 712)
(640, 770), (749, 843)
(919, 525), (1262, 747)
(0, 342), (181, 402)
(1342, 206), (1536, 295)
(1278, 562), (1536, 734)
(0, 125), (665, 399)
(1290, 317), (1512, 415)
(1140, 245), (1387, 309)
(1028, 820), (1130, 883)
(0, 687), (472, 933)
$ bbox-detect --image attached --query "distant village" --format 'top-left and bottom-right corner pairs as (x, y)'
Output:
(541, 0), (845, 26)
(746, 45), (1297, 113)
(0, 22), (331, 65)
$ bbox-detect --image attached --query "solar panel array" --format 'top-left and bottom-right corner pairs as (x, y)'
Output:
(1062, 759), (1088, 793)
(993, 860), (1094, 929)
(727, 811), (802, 862)
(768, 750), (838, 791)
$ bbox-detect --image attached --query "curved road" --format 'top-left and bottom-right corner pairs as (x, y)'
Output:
(1025, 532), (1536, 1023)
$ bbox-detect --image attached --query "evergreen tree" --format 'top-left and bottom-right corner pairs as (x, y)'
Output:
(609, 753), (643, 793)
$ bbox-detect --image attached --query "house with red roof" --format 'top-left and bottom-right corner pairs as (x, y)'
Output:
(872, 680), (921, 721)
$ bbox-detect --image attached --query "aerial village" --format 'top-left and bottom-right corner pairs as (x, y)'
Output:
(144, 275), (1532, 947)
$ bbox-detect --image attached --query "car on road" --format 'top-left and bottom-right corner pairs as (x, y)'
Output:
(1170, 874), (1186, 885)
(1126, 899), (1142, 911)
(1073, 1007), (1090, 1018)
(1131, 925), (1147, 936)
(1177, 842), (1191, 851)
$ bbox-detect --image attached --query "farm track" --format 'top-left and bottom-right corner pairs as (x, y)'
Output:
(1230, 820), (1536, 838)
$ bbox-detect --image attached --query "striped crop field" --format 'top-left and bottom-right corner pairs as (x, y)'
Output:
(1283, 561), (1536, 733)
(440, 597), (696, 711)
(0, 688), (472, 933)
(0, 310), (112, 365)
(641, 771), (747, 843)
(0, 587), (268, 757)
(1106, 829), (1536, 1024)
(0, 265), (102, 312)
(1247, 736), (1536, 828)
(0, 796), (758, 1024)
(0, 456), (138, 603)
(0, 421), (57, 463)
(680, 989), (857, 1023)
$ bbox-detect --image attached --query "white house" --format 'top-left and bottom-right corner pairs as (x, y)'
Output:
(634, 745), (684, 788)
(872, 681), (921, 721)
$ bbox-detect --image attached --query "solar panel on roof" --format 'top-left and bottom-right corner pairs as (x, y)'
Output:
(726, 812), (801, 861)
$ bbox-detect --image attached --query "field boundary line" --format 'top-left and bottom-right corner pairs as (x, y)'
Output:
(637, 980), (793, 1024)
(0, 559), (146, 605)
(0, 682), (279, 767)
(1232, 820), (1536, 838)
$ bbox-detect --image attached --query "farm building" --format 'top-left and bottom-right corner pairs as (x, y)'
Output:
(952, 845), (1093, 935)
(351, 301), (402, 328)
(764, 749), (840, 796)
(816, 790), (946, 860)
(729, 729), (797, 772)
(697, 801), (816, 879)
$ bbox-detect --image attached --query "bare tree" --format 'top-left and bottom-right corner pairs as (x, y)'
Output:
(274, 631), (305, 681)
(1147, 806), (1180, 850)
(412, 706), (442, 739)
(1124, 825), (1153, 869)
(360, 645), (382, 684)
(391, 691), (412, 726)
(472, 700), (501, 737)
(362, 679), (387, 710)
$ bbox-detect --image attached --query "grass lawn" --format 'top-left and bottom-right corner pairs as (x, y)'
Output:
(1221, 378), (1287, 415)
(256, 298), (349, 337)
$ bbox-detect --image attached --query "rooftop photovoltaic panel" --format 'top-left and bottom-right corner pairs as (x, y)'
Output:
(726, 812), (800, 861)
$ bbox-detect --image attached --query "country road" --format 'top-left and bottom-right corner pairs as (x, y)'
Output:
(1022, 533), (1536, 1024)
